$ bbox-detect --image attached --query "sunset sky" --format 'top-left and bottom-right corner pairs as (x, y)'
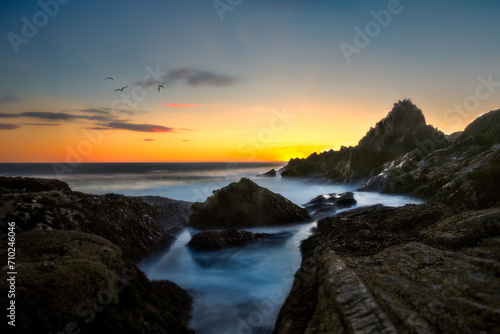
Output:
(1, 0), (499, 162)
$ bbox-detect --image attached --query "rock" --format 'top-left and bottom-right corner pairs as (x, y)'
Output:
(187, 228), (274, 251)
(190, 178), (310, 229)
(460, 108), (500, 145)
(0, 177), (192, 262)
(257, 168), (277, 177)
(273, 204), (500, 334)
(282, 99), (449, 182)
(358, 108), (500, 209)
(0, 230), (194, 334)
(304, 192), (357, 219)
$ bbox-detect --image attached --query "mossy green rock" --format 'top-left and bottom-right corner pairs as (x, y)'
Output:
(0, 230), (194, 334)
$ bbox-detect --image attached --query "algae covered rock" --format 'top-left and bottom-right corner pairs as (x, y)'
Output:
(0, 230), (194, 334)
(187, 228), (275, 251)
(190, 178), (310, 229)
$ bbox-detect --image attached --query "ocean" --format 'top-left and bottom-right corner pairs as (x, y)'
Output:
(0, 162), (423, 334)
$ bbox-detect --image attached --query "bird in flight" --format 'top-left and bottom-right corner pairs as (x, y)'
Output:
(114, 86), (128, 92)
(158, 85), (165, 92)
(105, 77), (114, 81)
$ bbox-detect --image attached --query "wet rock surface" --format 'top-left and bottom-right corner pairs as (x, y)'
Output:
(0, 177), (192, 261)
(304, 192), (357, 219)
(257, 168), (277, 177)
(273, 204), (500, 334)
(0, 230), (194, 334)
(0, 177), (195, 333)
(190, 178), (310, 229)
(187, 228), (275, 251)
(359, 109), (500, 209)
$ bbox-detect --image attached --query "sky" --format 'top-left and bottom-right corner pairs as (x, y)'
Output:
(0, 0), (499, 163)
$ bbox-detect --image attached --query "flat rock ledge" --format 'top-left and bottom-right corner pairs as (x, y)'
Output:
(187, 228), (275, 251)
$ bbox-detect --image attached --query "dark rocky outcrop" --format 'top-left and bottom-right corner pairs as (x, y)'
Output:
(190, 178), (310, 229)
(257, 168), (277, 177)
(0, 177), (192, 261)
(282, 99), (449, 182)
(304, 192), (357, 219)
(359, 109), (500, 209)
(0, 230), (194, 334)
(0, 177), (195, 333)
(273, 204), (500, 334)
(187, 228), (274, 251)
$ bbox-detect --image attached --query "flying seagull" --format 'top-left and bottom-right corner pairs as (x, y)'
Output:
(105, 77), (114, 81)
(158, 85), (165, 92)
(114, 86), (128, 92)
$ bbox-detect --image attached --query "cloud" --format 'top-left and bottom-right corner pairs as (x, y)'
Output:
(0, 93), (22, 104)
(107, 122), (174, 133)
(137, 68), (235, 88)
(0, 123), (20, 130)
(144, 139), (155, 142)
(65, 108), (111, 115)
(0, 111), (111, 122)
(182, 139), (191, 142)
(21, 123), (60, 126)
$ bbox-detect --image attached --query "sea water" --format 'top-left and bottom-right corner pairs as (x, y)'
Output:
(0, 162), (423, 333)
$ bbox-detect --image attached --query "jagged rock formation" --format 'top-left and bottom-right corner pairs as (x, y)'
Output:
(0, 177), (195, 333)
(359, 109), (500, 209)
(273, 204), (500, 334)
(304, 192), (357, 219)
(187, 228), (275, 251)
(0, 177), (192, 261)
(282, 99), (448, 182)
(0, 230), (194, 334)
(190, 178), (310, 229)
(257, 168), (277, 177)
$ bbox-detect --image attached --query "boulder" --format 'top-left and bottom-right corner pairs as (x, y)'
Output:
(190, 178), (310, 229)
(304, 192), (357, 219)
(187, 228), (274, 251)
(257, 168), (277, 177)
(273, 204), (500, 334)
(0, 230), (194, 334)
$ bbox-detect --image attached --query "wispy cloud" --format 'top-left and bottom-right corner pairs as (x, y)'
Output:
(137, 68), (236, 88)
(182, 139), (191, 142)
(0, 111), (110, 122)
(0, 123), (20, 130)
(0, 93), (22, 104)
(21, 123), (60, 126)
(144, 138), (155, 141)
(65, 108), (111, 115)
(107, 122), (174, 133)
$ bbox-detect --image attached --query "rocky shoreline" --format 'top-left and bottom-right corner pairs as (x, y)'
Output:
(272, 100), (500, 333)
(0, 177), (194, 334)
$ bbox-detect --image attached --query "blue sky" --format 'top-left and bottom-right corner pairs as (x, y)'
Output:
(0, 0), (499, 162)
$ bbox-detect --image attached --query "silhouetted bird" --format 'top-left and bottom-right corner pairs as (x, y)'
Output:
(114, 86), (128, 92)
(158, 85), (165, 92)
(105, 77), (114, 81)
